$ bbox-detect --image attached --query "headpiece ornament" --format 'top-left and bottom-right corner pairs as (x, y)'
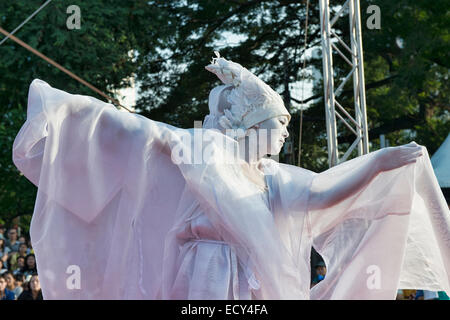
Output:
(203, 52), (290, 138)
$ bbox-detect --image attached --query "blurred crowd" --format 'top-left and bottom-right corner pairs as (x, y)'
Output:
(1, 223), (448, 300)
(309, 259), (449, 300)
(0, 226), (42, 300)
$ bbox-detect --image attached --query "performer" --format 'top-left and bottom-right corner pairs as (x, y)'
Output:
(12, 52), (450, 299)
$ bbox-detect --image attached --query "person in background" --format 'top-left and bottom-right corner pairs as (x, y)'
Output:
(0, 274), (15, 300)
(422, 290), (440, 300)
(14, 273), (25, 292)
(0, 226), (5, 240)
(13, 256), (26, 276)
(18, 273), (43, 300)
(415, 290), (424, 300)
(415, 290), (440, 300)
(0, 263), (7, 275)
(18, 236), (26, 244)
(26, 239), (34, 254)
(5, 228), (20, 252)
(0, 238), (10, 269)
(8, 242), (29, 271)
(311, 261), (327, 288)
(3, 271), (23, 299)
(401, 289), (417, 300)
(396, 289), (404, 300)
(22, 254), (37, 277)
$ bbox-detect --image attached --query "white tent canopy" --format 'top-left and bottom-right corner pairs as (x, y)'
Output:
(431, 133), (450, 188)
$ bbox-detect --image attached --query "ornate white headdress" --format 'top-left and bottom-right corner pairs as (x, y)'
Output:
(204, 52), (290, 137)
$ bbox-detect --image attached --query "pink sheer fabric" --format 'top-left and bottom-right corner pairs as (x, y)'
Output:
(308, 149), (450, 299)
(12, 79), (450, 299)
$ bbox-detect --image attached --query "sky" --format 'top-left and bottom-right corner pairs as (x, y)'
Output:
(117, 32), (319, 113)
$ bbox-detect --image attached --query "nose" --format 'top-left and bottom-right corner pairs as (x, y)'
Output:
(282, 127), (289, 139)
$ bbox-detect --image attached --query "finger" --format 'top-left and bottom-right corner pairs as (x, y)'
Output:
(404, 150), (422, 158)
(403, 154), (422, 163)
(404, 142), (420, 149)
(400, 146), (422, 154)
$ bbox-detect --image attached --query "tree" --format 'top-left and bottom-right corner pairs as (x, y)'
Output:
(0, 0), (163, 230)
(1, 0), (448, 230)
(134, 0), (448, 171)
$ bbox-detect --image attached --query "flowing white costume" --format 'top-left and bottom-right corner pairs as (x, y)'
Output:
(12, 55), (450, 300)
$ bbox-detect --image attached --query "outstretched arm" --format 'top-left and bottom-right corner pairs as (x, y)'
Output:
(308, 142), (423, 211)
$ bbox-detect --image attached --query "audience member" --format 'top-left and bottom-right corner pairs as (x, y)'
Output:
(5, 228), (20, 252)
(22, 254), (37, 277)
(0, 226), (5, 240)
(8, 242), (29, 271)
(0, 273), (15, 300)
(311, 261), (327, 287)
(12, 256), (26, 276)
(421, 290), (439, 300)
(0, 238), (10, 269)
(3, 271), (23, 299)
(26, 239), (34, 254)
(18, 236), (27, 244)
(18, 273), (43, 300)
(14, 273), (25, 292)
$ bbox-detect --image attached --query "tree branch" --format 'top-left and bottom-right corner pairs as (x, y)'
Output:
(338, 115), (423, 144)
(292, 75), (399, 106)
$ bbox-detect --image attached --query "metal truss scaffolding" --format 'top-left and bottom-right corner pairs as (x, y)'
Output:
(319, 0), (369, 167)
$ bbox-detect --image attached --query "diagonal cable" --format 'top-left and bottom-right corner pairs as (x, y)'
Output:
(0, 26), (134, 113)
(0, 0), (52, 46)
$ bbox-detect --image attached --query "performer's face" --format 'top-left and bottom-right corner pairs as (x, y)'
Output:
(253, 115), (289, 156)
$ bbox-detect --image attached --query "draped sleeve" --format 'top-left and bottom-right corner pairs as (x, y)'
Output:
(12, 79), (188, 299)
(14, 79), (449, 300)
(307, 149), (450, 299)
(13, 79), (140, 223)
(13, 79), (314, 300)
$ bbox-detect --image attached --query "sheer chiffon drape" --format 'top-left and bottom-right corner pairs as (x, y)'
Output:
(12, 79), (450, 299)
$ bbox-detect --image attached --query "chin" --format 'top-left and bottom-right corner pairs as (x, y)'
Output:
(268, 146), (282, 156)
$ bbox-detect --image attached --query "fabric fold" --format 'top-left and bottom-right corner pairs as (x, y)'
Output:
(12, 79), (450, 300)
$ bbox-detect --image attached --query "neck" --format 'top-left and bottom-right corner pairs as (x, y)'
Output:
(237, 135), (262, 166)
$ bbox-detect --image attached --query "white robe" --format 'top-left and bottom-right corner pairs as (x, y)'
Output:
(12, 79), (450, 299)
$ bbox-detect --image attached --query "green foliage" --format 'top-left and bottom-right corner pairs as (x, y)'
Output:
(135, 0), (448, 170)
(0, 0), (163, 229)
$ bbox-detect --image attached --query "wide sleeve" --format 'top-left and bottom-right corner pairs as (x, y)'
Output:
(12, 79), (143, 223)
(12, 79), (188, 299)
(308, 147), (450, 299)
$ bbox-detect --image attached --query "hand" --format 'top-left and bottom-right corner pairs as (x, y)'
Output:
(376, 142), (423, 172)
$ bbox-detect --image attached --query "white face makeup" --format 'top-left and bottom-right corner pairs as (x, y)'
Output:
(252, 115), (289, 156)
